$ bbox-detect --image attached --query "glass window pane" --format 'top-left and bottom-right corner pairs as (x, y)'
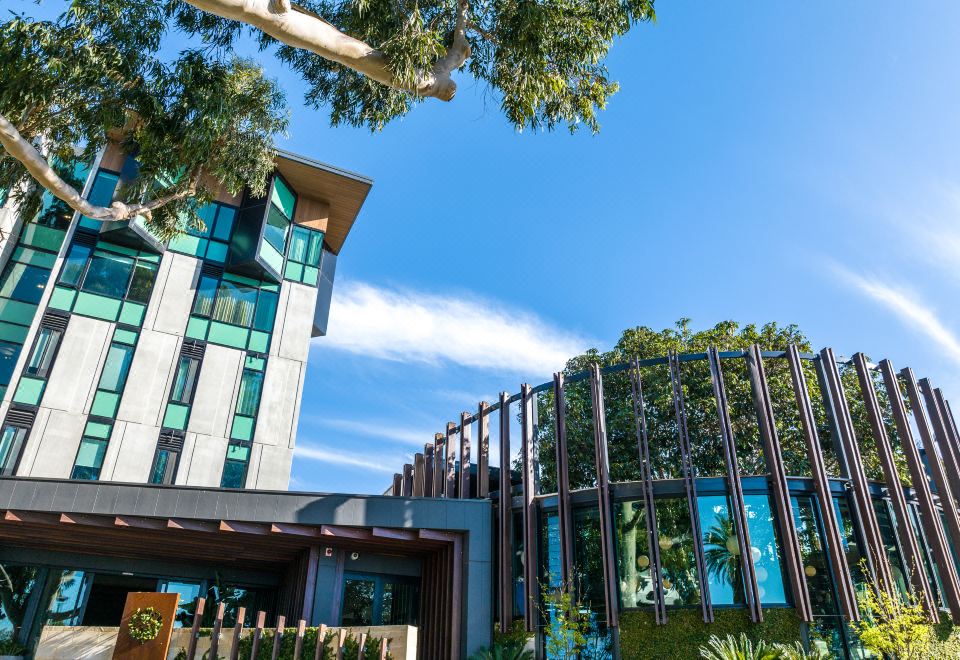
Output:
(72, 437), (107, 480)
(211, 206), (236, 242)
(699, 495), (744, 606)
(126, 261), (158, 303)
(0, 426), (26, 475)
(252, 290), (277, 332)
(160, 580), (201, 628)
(26, 327), (62, 377)
(792, 495), (839, 615)
(212, 280), (257, 327)
(43, 570), (90, 626)
(150, 449), (178, 485)
(59, 243), (92, 287)
(87, 170), (119, 207)
(192, 275), (218, 317)
(81, 252), (134, 298)
(743, 494), (788, 605)
(341, 578), (375, 626)
(221, 458), (247, 488)
(833, 496), (868, 591)
(616, 500), (655, 608)
(99, 343), (134, 392)
(263, 204), (290, 253)
(0, 563), (41, 639)
(236, 370), (263, 417)
(288, 226), (309, 263)
(655, 497), (701, 607)
(874, 498), (909, 598)
(0, 262), (49, 304)
(307, 232), (323, 266)
(271, 176), (296, 218)
(0, 342), (19, 388)
(170, 356), (200, 404)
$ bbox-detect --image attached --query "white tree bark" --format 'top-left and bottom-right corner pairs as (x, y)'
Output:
(0, 112), (194, 223)
(181, 0), (470, 101)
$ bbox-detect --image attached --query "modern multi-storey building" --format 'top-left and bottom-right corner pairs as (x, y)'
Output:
(0, 144), (368, 489)
(0, 146), (493, 659)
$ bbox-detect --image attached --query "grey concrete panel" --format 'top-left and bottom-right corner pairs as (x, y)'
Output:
(187, 344), (243, 440)
(250, 444), (293, 490)
(276, 282), (317, 363)
(253, 356), (302, 449)
(43, 315), (112, 415)
(184, 433), (229, 487)
(28, 409), (85, 478)
(146, 253), (201, 334)
(116, 329), (181, 427)
(175, 433), (197, 486)
(15, 407), (51, 476)
(106, 422), (161, 484)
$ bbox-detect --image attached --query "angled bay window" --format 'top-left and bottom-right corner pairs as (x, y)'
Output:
(70, 420), (113, 480)
(187, 266), (279, 353)
(228, 173), (297, 281)
(89, 328), (138, 418)
(221, 353), (267, 489)
(49, 234), (159, 326)
(12, 313), (68, 406)
(284, 225), (324, 285)
(167, 201), (238, 263)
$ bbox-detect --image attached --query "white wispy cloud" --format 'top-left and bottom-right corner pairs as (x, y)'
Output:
(303, 416), (435, 447)
(294, 442), (404, 474)
(834, 266), (960, 366)
(321, 281), (595, 376)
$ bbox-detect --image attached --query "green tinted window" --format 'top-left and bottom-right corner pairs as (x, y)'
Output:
(71, 437), (108, 480)
(126, 261), (158, 303)
(99, 343), (135, 392)
(170, 356), (200, 404)
(212, 280), (257, 327)
(236, 370), (263, 417)
(59, 243), (93, 286)
(81, 251), (134, 298)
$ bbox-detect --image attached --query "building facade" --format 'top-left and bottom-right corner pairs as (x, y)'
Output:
(0, 146), (369, 490)
(0, 149), (493, 659)
(390, 346), (960, 659)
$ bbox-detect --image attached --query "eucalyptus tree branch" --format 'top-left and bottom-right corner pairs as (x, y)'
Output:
(180, 0), (464, 100)
(0, 111), (196, 223)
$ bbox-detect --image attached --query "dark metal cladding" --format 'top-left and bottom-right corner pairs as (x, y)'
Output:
(711, 347), (764, 623)
(402, 464), (414, 497)
(413, 453), (426, 498)
(627, 358), (667, 625)
(589, 365), (621, 629)
(553, 372), (575, 587)
(446, 422), (457, 499)
(424, 443), (435, 498)
(434, 433), (446, 499)
(788, 346), (859, 620)
(853, 354), (938, 619)
(819, 348), (895, 594)
(881, 360), (960, 620)
(901, 368), (960, 596)
(497, 391), (513, 634)
(478, 402), (490, 499)
(921, 379), (960, 510)
(669, 351), (714, 623)
(460, 412), (472, 499)
(520, 383), (539, 632)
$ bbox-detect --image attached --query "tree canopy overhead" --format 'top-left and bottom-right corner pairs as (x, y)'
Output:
(0, 0), (656, 236)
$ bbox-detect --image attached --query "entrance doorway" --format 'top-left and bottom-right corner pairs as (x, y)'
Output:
(80, 574), (157, 626)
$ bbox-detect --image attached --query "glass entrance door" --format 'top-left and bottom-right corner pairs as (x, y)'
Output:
(340, 573), (419, 627)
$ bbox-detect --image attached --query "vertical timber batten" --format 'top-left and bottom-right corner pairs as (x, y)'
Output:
(819, 348), (895, 594)
(497, 392), (513, 634)
(423, 443), (435, 498)
(921, 379), (960, 510)
(628, 358), (667, 624)
(520, 383), (539, 632)
(434, 433), (446, 499)
(589, 365), (620, 629)
(460, 412), (472, 498)
(553, 372), (575, 587)
(880, 360), (960, 620)
(853, 353), (938, 619)
(446, 422), (457, 499)
(478, 402), (490, 499)
(669, 351), (714, 623)
(711, 347), (763, 623)
(787, 345), (859, 620)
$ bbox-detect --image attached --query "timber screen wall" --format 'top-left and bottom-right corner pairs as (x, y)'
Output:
(390, 345), (960, 658)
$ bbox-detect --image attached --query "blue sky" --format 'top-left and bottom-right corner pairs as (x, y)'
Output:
(15, 1), (960, 494)
(283, 2), (960, 493)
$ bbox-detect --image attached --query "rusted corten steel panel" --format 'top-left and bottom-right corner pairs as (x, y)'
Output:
(880, 360), (960, 620)
(460, 412), (472, 499)
(497, 391), (513, 634)
(520, 383), (539, 632)
(853, 353), (938, 619)
(477, 402), (490, 499)
(787, 346), (859, 620)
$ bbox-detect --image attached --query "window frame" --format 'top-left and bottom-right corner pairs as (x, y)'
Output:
(0, 423), (29, 476)
(23, 316), (68, 380)
(58, 241), (159, 304)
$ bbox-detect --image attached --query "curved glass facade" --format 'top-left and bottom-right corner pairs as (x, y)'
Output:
(392, 346), (960, 659)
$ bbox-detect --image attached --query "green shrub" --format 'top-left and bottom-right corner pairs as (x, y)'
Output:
(234, 627), (391, 660)
(698, 633), (831, 660)
(618, 609), (804, 660)
(0, 633), (27, 656)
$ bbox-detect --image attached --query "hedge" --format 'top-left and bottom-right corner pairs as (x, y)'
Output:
(618, 608), (804, 660)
